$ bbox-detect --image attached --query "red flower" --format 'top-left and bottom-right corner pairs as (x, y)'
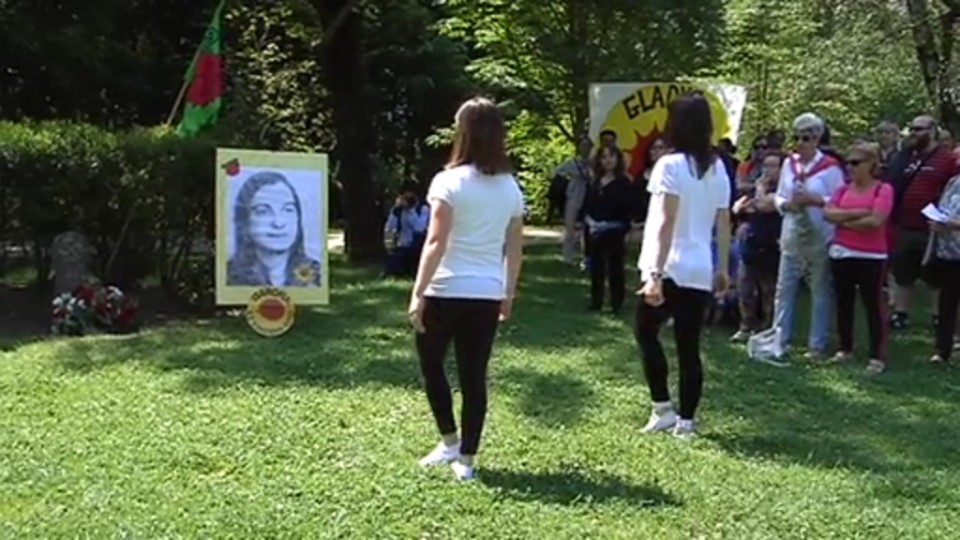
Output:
(73, 283), (96, 303)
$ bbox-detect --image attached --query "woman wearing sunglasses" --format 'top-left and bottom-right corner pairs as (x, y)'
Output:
(823, 143), (894, 374)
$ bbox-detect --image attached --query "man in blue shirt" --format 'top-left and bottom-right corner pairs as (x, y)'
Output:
(383, 189), (430, 277)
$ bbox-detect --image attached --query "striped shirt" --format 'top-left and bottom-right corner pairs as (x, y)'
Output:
(898, 146), (959, 230)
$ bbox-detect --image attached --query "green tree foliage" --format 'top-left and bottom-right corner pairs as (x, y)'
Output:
(903, 0), (960, 132)
(0, 0), (953, 276)
(437, 0), (725, 221)
(0, 0), (206, 125)
(721, 0), (931, 145)
(440, 0), (725, 139)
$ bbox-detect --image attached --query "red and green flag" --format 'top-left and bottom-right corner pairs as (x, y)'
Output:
(176, 0), (226, 137)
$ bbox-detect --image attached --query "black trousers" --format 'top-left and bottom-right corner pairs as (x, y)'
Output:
(931, 259), (960, 359)
(634, 279), (711, 419)
(589, 231), (626, 310)
(415, 297), (501, 455)
(830, 257), (887, 360)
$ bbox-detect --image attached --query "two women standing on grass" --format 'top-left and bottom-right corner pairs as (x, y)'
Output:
(407, 97), (525, 481)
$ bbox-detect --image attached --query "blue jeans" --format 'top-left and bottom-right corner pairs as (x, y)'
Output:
(773, 249), (833, 352)
(712, 238), (741, 277)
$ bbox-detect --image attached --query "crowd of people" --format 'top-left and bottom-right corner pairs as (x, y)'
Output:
(552, 110), (960, 374)
(401, 93), (960, 482)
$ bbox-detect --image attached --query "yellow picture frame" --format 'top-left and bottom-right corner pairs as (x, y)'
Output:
(215, 148), (330, 306)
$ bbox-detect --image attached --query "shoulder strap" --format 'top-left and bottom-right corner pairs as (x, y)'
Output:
(835, 184), (849, 202)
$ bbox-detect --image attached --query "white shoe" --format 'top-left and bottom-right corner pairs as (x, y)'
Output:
(451, 460), (476, 481)
(641, 408), (678, 433)
(673, 419), (697, 439)
(418, 441), (460, 467)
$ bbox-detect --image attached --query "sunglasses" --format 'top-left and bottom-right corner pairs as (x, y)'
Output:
(792, 134), (814, 143)
(846, 159), (864, 167)
(753, 144), (768, 151)
(909, 126), (929, 132)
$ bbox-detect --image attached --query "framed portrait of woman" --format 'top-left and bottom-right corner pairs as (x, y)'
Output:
(215, 148), (329, 305)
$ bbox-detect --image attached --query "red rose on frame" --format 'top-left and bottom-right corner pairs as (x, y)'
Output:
(222, 158), (240, 176)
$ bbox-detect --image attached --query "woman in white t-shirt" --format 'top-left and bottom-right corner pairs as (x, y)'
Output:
(636, 93), (732, 438)
(408, 97), (526, 481)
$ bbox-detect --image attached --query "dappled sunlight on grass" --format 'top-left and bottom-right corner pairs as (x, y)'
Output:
(1, 246), (959, 537)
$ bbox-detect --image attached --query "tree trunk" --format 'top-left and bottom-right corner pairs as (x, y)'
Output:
(315, 0), (384, 265)
(568, 0), (589, 139)
(905, 0), (960, 132)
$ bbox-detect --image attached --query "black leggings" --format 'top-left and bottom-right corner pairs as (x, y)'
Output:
(830, 257), (887, 360)
(932, 260), (960, 359)
(589, 231), (626, 310)
(634, 279), (711, 419)
(415, 297), (501, 456)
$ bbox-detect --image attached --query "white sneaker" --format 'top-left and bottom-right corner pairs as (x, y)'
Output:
(673, 419), (697, 439)
(641, 408), (678, 433)
(451, 460), (476, 481)
(418, 441), (460, 467)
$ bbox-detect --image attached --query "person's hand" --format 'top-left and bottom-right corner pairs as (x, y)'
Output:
(637, 278), (664, 306)
(713, 271), (730, 296)
(929, 218), (960, 232)
(796, 191), (823, 207)
(782, 193), (802, 212)
(791, 190), (811, 207)
(408, 294), (426, 333)
(499, 296), (514, 322)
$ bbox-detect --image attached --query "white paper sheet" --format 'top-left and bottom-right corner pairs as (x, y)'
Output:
(922, 203), (949, 223)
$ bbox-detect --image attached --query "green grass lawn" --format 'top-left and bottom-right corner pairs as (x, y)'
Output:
(2, 247), (958, 538)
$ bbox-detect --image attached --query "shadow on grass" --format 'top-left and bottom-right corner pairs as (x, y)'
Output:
(480, 468), (681, 508)
(55, 248), (629, 395)
(702, 320), (960, 504)
(498, 367), (595, 428)
(57, 257), (425, 391)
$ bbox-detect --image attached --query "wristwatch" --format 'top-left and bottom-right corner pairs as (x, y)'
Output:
(648, 270), (663, 282)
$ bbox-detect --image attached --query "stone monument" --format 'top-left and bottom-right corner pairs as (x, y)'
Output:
(50, 231), (95, 295)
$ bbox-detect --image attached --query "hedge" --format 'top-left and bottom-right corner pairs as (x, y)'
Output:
(0, 121), (217, 307)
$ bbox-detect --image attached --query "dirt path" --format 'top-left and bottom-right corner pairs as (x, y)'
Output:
(327, 225), (563, 250)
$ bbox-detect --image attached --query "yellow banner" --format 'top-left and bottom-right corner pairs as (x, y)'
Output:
(589, 82), (747, 178)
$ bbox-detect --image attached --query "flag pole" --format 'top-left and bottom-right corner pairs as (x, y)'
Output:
(164, 62), (195, 126)
(164, 0), (226, 127)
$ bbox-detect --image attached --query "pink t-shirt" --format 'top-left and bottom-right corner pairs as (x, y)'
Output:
(830, 181), (894, 255)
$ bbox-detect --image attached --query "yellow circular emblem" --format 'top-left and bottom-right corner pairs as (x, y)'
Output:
(245, 287), (296, 337)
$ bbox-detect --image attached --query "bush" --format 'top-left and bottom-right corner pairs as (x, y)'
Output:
(506, 111), (572, 225)
(0, 121), (216, 307)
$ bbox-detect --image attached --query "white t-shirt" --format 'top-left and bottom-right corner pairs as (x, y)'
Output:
(638, 152), (731, 292)
(423, 165), (525, 300)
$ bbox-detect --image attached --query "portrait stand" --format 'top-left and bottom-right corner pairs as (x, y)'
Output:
(244, 287), (296, 337)
(214, 148), (330, 336)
